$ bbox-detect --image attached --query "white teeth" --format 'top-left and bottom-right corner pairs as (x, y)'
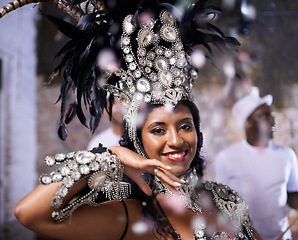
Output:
(168, 152), (185, 158)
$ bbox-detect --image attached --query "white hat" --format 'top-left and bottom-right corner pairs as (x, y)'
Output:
(232, 86), (273, 130)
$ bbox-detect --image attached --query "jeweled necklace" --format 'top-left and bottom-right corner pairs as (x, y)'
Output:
(153, 167), (202, 214)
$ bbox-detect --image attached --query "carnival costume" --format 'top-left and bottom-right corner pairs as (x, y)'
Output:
(1, 0), (256, 239)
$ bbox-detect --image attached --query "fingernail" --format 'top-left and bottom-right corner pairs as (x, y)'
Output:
(166, 166), (172, 169)
(180, 179), (186, 183)
(174, 182), (181, 187)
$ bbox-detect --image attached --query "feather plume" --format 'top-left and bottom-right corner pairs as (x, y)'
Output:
(46, 0), (240, 140)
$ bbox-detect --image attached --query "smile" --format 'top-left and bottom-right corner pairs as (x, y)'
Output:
(164, 151), (187, 162)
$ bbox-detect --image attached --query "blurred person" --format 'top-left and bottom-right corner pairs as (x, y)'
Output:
(214, 86), (298, 240)
(87, 97), (124, 149)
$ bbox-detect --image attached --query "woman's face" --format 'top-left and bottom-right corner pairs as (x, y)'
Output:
(141, 104), (198, 175)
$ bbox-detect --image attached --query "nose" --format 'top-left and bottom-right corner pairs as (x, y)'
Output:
(167, 128), (183, 147)
(270, 113), (276, 125)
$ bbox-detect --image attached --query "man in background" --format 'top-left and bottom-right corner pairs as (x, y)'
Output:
(214, 86), (298, 240)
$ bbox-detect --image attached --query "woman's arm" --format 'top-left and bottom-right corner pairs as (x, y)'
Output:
(15, 182), (63, 230)
(15, 181), (140, 239)
(14, 146), (183, 239)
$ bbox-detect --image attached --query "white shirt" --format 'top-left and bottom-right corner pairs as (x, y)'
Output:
(214, 140), (298, 240)
(87, 128), (121, 150)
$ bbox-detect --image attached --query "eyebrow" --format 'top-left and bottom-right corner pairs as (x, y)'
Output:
(147, 117), (193, 128)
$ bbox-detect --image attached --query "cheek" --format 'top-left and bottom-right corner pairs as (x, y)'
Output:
(188, 132), (198, 155)
(142, 135), (163, 158)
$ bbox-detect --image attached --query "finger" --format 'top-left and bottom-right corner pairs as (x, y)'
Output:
(154, 169), (184, 188)
(153, 166), (185, 184)
(160, 169), (185, 184)
(152, 161), (172, 172)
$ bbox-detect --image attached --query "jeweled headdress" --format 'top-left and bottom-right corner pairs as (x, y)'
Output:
(1, 0), (240, 155)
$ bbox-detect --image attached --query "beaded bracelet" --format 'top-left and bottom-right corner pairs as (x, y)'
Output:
(40, 147), (131, 222)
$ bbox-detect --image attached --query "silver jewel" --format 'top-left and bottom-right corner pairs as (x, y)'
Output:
(137, 78), (151, 92)
(121, 36), (130, 46)
(147, 51), (155, 60)
(134, 70), (142, 78)
(88, 171), (106, 190)
(66, 152), (75, 159)
(155, 47), (163, 55)
(126, 54), (134, 63)
(144, 94), (151, 102)
(129, 62), (136, 71)
(169, 57), (176, 65)
(190, 69), (198, 79)
(159, 70), (173, 87)
(123, 15), (136, 35)
(160, 25), (177, 42)
(164, 49), (172, 58)
(138, 48), (146, 57)
(45, 156), (55, 166)
(40, 149), (131, 222)
(80, 165), (90, 175)
(55, 153), (66, 162)
(123, 46), (130, 54)
(145, 67), (151, 74)
(60, 166), (70, 176)
(75, 151), (95, 164)
(154, 57), (168, 71)
(138, 29), (154, 47)
(160, 10), (175, 25)
(52, 172), (63, 182)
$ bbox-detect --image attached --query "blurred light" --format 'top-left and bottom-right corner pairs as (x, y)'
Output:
(132, 221), (149, 234)
(222, 0), (236, 10)
(139, 12), (154, 25)
(238, 0), (257, 36)
(191, 49), (206, 69)
(97, 48), (120, 73)
(191, 215), (206, 232)
(223, 61), (235, 79)
(241, 0), (257, 21)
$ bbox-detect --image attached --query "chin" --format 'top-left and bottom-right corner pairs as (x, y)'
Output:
(171, 164), (190, 176)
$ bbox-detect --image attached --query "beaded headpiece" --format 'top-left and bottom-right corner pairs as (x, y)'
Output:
(104, 8), (199, 155)
(1, 0), (240, 156)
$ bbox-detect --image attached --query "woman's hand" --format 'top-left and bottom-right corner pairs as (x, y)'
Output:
(108, 146), (184, 196)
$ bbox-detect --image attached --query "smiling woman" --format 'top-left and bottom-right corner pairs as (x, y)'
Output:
(141, 103), (198, 175)
(4, 0), (261, 239)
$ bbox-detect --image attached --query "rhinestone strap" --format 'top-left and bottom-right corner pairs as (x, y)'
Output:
(153, 168), (202, 214)
(40, 148), (131, 222)
(204, 181), (255, 239)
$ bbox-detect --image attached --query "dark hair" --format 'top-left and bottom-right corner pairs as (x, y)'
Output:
(119, 100), (205, 239)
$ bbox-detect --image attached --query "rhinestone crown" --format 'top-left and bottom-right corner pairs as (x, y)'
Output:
(104, 10), (197, 152)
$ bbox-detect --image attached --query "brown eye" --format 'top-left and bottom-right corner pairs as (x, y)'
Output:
(150, 128), (165, 135)
(180, 123), (193, 131)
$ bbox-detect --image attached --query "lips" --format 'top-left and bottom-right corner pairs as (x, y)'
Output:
(163, 150), (187, 162)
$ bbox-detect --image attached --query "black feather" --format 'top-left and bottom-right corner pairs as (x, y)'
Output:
(58, 123), (69, 141)
(64, 102), (77, 124)
(48, 0), (240, 140)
